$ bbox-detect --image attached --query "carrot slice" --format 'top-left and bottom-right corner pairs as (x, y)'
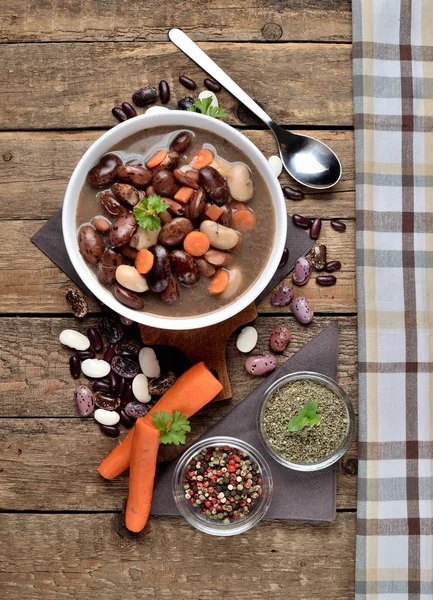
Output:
(192, 148), (213, 170)
(208, 269), (230, 295)
(183, 231), (210, 257)
(97, 363), (223, 480)
(174, 186), (195, 204)
(205, 204), (224, 222)
(232, 210), (256, 232)
(146, 150), (167, 169)
(135, 249), (154, 274)
(125, 419), (160, 532)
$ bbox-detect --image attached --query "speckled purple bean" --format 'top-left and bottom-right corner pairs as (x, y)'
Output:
(271, 285), (294, 307)
(87, 327), (103, 352)
(245, 354), (277, 376)
(99, 424), (120, 437)
(125, 400), (149, 419)
(291, 296), (314, 324)
(111, 355), (140, 379)
(269, 326), (292, 353)
(292, 256), (312, 286)
(69, 356), (81, 379)
(75, 385), (95, 417)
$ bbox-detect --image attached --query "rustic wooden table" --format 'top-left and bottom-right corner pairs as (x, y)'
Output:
(0, 2), (357, 598)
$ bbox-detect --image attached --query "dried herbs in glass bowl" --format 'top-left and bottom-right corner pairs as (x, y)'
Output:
(257, 372), (355, 471)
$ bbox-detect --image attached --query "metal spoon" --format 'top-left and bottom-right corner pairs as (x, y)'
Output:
(169, 28), (342, 189)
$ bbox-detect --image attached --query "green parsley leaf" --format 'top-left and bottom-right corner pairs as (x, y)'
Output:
(187, 97), (228, 119)
(287, 400), (321, 433)
(151, 410), (191, 446)
(133, 194), (168, 231)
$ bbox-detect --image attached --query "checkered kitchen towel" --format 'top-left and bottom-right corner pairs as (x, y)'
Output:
(353, 1), (433, 598)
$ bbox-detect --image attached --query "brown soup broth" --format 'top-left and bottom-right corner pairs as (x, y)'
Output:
(76, 126), (276, 317)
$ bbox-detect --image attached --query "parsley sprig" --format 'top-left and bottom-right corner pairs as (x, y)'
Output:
(187, 96), (228, 119)
(133, 194), (168, 231)
(287, 401), (321, 433)
(152, 410), (191, 445)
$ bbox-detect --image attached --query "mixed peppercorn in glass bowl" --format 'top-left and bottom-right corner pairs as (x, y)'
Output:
(172, 436), (273, 535)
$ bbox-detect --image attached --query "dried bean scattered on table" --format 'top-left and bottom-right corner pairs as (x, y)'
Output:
(292, 214), (312, 229)
(99, 424), (120, 438)
(309, 243), (327, 271)
(65, 288), (88, 318)
(291, 296), (314, 324)
(330, 220), (346, 232)
(121, 102), (137, 118)
(179, 75), (197, 90)
(119, 409), (135, 428)
(69, 356), (81, 379)
(279, 248), (289, 268)
(75, 349), (95, 359)
(292, 256), (312, 286)
(271, 285), (294, 307)
(178, 96), (195, 110)
(316, 275), (337, 287)
(108, 371), (121, 394)
(148, 371), (177, 396)
(282, 186), (304, 200)
(159, 80), (170, 104)
(112, 107), (128, 122)
(98, 317), (124, 344)
(87, 327), (103, 352)
(75, 385), (95, 417)
(125, 401), (149, 419)
(132, 86), (157, 106)
(94, 392), (121, 411)
(269, 326), (291, 353)
(204, 78), (222, 93)
(92, 380), (111, 393)
(310, 218), (322, 240)
(245, 354), (277, 376)
(325, 260), (341, 272)
(111, 355), (140, 379)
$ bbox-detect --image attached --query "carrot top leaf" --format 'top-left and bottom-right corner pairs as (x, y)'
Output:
(152, 410), (191, 445)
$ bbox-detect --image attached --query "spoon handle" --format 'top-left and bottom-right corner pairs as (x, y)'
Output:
(169, 28), (274, 127)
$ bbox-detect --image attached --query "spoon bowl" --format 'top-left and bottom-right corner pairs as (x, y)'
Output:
(169, 28), (342, 190)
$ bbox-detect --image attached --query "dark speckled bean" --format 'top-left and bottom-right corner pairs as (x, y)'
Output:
(87, 327), (103, 352)
(99, 424), (120, 438)
(125, 401), (149, 419)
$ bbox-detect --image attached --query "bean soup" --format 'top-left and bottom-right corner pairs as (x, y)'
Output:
(76, 126), (275, 317)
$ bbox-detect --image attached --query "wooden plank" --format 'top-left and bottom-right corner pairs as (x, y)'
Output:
(0, 220), (355, 314)
(0, 42), (353, 130)
(0, 315), (357, 418)
(0, 513), (356, 600)
(2, 1), (352, 43)
(0, 129), (355, 220)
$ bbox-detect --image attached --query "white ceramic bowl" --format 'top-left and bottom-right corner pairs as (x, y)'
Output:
(63, 111), (287, 330)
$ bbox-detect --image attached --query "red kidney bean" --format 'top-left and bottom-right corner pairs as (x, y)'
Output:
(121, 381), (133, 405)
(292, 214), (311, 229)
(179, 75), (197, 90)
(282, 186), (305, 200)
(119, 408), (135, 428)
(204, 78), (222, 93)
(316, 275), (337, 286)
(92, 380), (111, 393)
(325, 260), (341, 272)
(121, 102), (137, 118)
(109, 371), (120, 394)
(279, 247), (289, 268)
(112, 107), (128, 122)
(103, 343), (116, 363)
(87, 327), (103, 352)
(331, 220), (346, 232)
(69, 356), (81, 379)
(118, 377), (125, 399)
(99, 424), (120, 438)
(159, 80), (170, 104)
(75, 349), (95, 359)
(310, 218), (322, 240)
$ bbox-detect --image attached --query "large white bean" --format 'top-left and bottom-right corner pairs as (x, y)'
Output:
(132, 374), (151, 403)
(200, 220), (239, 251)
(198, 90), (218, 107)
(138, 347), (161, 378)
(209, 157), (231, 178)
(221, 268), (243, 299)
(236, 326), (258, 353)
(94, 408), (120, 426)
(227, 164), (253, 202)
(115, 265), (149, 293)
(59, 329), (90, 351)
(130, 225), (161, 250)
(81, 359), (111, 378)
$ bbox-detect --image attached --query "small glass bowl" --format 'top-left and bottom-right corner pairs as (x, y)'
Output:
(257, 371), (355, 472)
(172, 436), (273, 536)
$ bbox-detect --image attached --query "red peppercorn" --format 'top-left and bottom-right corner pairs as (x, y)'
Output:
(228, 465), (236, 472)
(216, 469), (223, 476)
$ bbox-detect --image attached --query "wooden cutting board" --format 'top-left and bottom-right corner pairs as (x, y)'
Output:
(139, 303), (258, 401)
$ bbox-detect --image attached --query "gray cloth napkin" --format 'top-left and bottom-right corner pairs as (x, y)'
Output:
(31, 210), (313, 305)
(152, 321), (339, 521)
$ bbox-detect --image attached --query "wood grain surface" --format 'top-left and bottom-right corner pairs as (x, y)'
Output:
(2, 1), (352, 43)
(0, 129), (355, 220)
(0, 513), (356, 600)
(0, 3), (357, 598)
(0, 42), (352, 130)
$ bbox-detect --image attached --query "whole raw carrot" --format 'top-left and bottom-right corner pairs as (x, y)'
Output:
(98, 362), (222, 479)
(125, 419), (161, 532)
